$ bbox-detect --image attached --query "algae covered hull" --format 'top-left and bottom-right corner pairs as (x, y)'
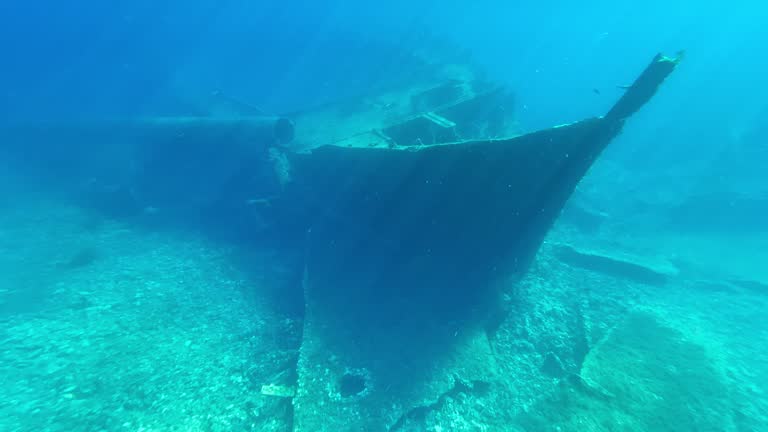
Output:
(285, 54), (680, 432)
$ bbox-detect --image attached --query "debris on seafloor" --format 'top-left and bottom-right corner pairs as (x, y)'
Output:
(260, 384), (296, 398)
(552, 243), (679, 286)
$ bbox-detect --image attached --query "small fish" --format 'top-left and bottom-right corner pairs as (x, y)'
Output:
(592, 88), (601, 95)
(616, 84), (633, 90)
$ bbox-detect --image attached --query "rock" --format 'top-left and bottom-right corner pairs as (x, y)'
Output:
(516, 311), (735, 431)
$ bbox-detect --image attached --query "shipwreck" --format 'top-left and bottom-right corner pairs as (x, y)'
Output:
(0, 52), (680, 431)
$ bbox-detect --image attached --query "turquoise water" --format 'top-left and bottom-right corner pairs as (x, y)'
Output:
(1, 2), (767, 431)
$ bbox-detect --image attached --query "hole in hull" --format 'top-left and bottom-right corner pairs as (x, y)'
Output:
(338, 372), (367, 398)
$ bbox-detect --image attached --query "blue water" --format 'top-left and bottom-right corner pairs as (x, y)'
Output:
(1, 1), (767, 431)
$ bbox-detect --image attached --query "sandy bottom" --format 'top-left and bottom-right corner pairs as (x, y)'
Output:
(1, 196), (766, 431)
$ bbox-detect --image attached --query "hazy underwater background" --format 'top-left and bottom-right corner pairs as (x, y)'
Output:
(0, 1), (767, 431)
